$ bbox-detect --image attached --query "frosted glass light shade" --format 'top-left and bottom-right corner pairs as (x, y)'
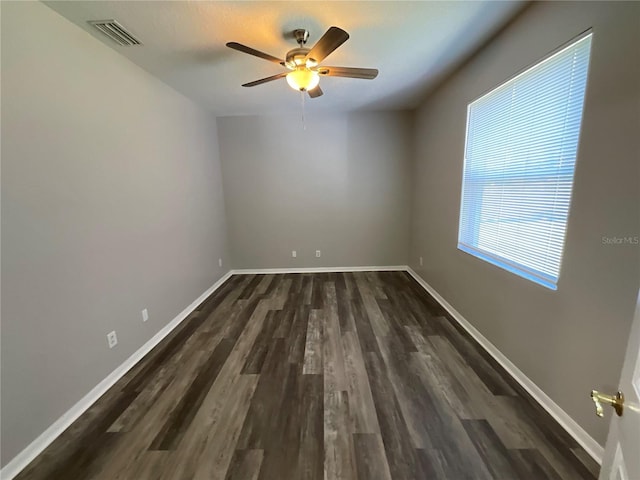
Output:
(286, 68), (320, 91)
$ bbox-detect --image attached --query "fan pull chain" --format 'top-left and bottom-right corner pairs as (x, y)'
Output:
(300, 90), (306, 130)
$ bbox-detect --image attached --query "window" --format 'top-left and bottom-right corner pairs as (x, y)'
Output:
(458, 33), (592, 290)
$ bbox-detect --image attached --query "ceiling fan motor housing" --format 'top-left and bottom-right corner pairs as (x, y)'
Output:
(285, 47), (317, 69)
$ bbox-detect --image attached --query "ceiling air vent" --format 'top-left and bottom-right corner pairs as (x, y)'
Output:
(88, 20), (142, 46)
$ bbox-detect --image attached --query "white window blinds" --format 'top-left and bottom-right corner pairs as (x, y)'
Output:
(458, 33), (592, 290)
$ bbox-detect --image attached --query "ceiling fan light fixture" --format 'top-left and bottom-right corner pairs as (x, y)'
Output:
(286, 68), (320, 92)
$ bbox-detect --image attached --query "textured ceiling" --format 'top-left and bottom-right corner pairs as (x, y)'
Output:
(44, 1), (525, 116)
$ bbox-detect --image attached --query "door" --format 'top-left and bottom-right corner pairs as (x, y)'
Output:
(598, 288), (640, 479)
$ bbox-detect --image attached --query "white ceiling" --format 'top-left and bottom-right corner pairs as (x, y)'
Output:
(44, 1), (525, 116)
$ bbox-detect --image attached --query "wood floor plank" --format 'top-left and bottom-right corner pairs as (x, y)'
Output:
(224, 449), (263, 480)
(350, 294), (380, 355)
(122, 315), (206, 394)
(355, 276), (389, 337)
(272, 293), (297, 338)
(192, 275), (248, 323)
(287, 272), (304, 294)
(268, 278), (292, 310)
(160, 299), (270, 479)
(122, 451), (170, 480)
(398, 290), (442, 336)
(241, 310), (279, 374)
(192, 374), (259, 480)
(95, 361), (217, 479)
(336, 273), (357, 333)
(461, 419), (523, 479)
(301, 274), (313, 306)
(376, 298), (418, 352)
(493, 396), (597, 479)
(571, 447), (601, 478)
(202, 276), (254, 334)
(149, 337), (236, 450)
(256, 367), (303, 480)
(310, 275), (324, 309)
(375, 334), (493, 480)
(107, 328), (213, 433)
(303, 309), (323, 375)
(286, 302), (310, 369)
(47, 431), (122, 480)
(364, 351), (421, 480)
(256, 274), (275, 295)
(409, 347), (483, 420)
(15, 272), (599, 480)
(373, 334), (437, 451)
(235, 339), (289, 450)
(484, 396), (596, 479)
(323, 282), (348, 394)
(342, 272), (357, 300)
(34, 320), (218, 480)
(222, 296), (263, 343)
(509, 448), (563, 480)
(342, 331), (380, 434)
(238, 274), (263, 299)
(433, 315), (517, 396)
(352, 434), (392, 480)
(297, 374), (324, 480)
(365, 271), (388, 300)
(484, 395), (540, 449)
(414, 448), (451, 480)
(428, 334), (496, 409)
(323, 390), (357, 480)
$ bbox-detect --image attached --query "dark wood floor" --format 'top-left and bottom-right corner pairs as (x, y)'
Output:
(16, 271), (599, 480)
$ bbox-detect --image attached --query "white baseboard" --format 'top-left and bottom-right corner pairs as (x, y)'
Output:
(230, 265), (407, 275)
(0, 271), (233, 480)
(405, 267), (604, 464)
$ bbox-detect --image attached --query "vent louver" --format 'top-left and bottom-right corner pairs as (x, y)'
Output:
(88, 20), (142, 46)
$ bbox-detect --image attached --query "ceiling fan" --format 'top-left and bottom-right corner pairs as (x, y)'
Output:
(226, 26), (378, 98)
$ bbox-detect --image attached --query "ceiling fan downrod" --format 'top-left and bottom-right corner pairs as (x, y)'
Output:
(293, 29), (309, 47)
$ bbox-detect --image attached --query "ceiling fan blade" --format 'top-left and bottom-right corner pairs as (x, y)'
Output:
(305, 27), (349, 64)
(242, 72), (288, 87)
(308, 85), (323, 98)
(226, 42), (284, 65)
(317, 66), (378, 79)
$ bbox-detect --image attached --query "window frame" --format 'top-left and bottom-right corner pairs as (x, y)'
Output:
(457, 31), (593, 291)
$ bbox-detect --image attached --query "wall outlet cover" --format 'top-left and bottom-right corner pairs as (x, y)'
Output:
(315, 250), (321, 258)
(142, 309), (149, 322)
(107, 331), (118, 349)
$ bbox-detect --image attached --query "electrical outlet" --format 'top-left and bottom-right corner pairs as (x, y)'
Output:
(315, 250), (321, 258)
(142, 308), (149, 322)
(218, 258), (223, 267)
(419, 256), (424, 267)
(107, 331), (118, 349)
(292, 250), (297, 258)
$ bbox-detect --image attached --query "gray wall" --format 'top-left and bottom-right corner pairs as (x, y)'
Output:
(409, 1), (640, 445)
(1, 1), (229, 465)
(218, 112), (412, 269)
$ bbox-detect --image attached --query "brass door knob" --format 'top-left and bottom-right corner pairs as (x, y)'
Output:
(590, 390), (624, 417)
